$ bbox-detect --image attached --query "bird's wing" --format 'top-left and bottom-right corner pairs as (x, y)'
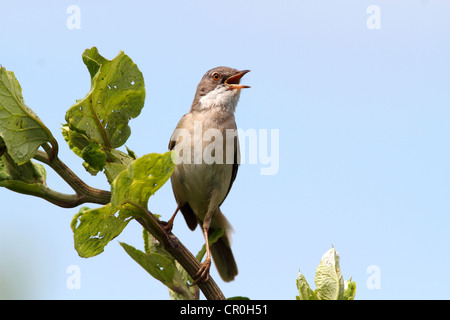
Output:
(219, 134), (239, 208)
(168, 113), (189, 151)
(168, 113), (198, 230)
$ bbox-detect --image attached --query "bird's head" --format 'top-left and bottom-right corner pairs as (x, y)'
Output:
(191, 67), (250, 113)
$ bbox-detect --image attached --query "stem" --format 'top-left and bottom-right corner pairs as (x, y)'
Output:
(130, 202), (225, 300)
(33, 150), (111, 207)
(1, 179), (84, 208)
(42, 140), (58, 162)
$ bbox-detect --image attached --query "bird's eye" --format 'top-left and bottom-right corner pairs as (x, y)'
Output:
(212, 72), (221, 81)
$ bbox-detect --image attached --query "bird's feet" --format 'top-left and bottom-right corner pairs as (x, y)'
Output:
(159, 220), (174, 234)
(191, 258), (211, 286)
(160, 206), (180, 234)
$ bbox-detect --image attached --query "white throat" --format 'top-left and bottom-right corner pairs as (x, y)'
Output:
(198, 86), (241, 113)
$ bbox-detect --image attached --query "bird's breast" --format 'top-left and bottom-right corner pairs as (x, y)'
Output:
(170, 111), (238, 218)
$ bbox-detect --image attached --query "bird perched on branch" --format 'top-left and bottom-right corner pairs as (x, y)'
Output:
(167, 66), (250, 284)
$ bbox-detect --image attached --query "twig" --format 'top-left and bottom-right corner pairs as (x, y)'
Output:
(32, 149), (111, 207)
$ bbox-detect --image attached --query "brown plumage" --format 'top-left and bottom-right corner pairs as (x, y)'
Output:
(168, 67), (250, 283)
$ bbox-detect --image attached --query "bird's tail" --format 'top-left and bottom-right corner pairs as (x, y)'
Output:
(208, 209), (238, 282)
(210, 230), (238, 282)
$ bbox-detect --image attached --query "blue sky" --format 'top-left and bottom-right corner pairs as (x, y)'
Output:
(1, 0), (449, 299)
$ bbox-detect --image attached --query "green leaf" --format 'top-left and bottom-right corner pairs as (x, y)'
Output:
(80, 141), (106, 172)
(64, 47), (145, 150)
(62, 124), (106, 175)
(120, 242), (176, 286)
(0, 67), (57, 164)
(296, 271), (319, 300)
(102, 148), (135, 183)
(124, 230), (195, 300)
(0, 152), (46, 185)
(0, 152), (49, 200)
(111, 152), (175, 208)
(70, 152), (174, 258)
(71, 204), (134, 258)
(297, 247), (356, 301)
(0, 155), (9, 182)
(61, 123), (89, 157)
(169, 260), (196, 300)
(63, 47), (144, 177)
(343, 278), (357, 300)
(62, 123), (135, 179)
(126, 146), (137, 160)
(143, 230), (195, 300)
(314, 247), (345, 300)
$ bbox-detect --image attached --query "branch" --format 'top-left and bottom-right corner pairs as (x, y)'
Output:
(1, 179), (86, 208)
(33, 149), (111, 207)
(130, 203), (226, 300)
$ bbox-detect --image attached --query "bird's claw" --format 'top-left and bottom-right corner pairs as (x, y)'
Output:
(159, 220), (174, 234)
(190, 259), (211, 286)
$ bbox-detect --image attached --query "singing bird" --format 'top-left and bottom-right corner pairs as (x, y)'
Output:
(167, 67), (250, 284)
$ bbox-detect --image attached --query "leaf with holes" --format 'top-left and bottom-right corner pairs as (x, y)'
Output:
(111, 152), (175, 208)
(63, 47), (145, 173)
(70, 152), (174, 258)
(71, 204), (135, 258)
(0, 67), (57, 165)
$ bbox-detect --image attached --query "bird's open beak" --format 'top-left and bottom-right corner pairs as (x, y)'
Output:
(225, 70), (251, 89)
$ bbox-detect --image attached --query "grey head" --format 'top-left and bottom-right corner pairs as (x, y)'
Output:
(190, 66), (250, 113)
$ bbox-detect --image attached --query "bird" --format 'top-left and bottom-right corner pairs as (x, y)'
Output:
(167, 66), (250, 284)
